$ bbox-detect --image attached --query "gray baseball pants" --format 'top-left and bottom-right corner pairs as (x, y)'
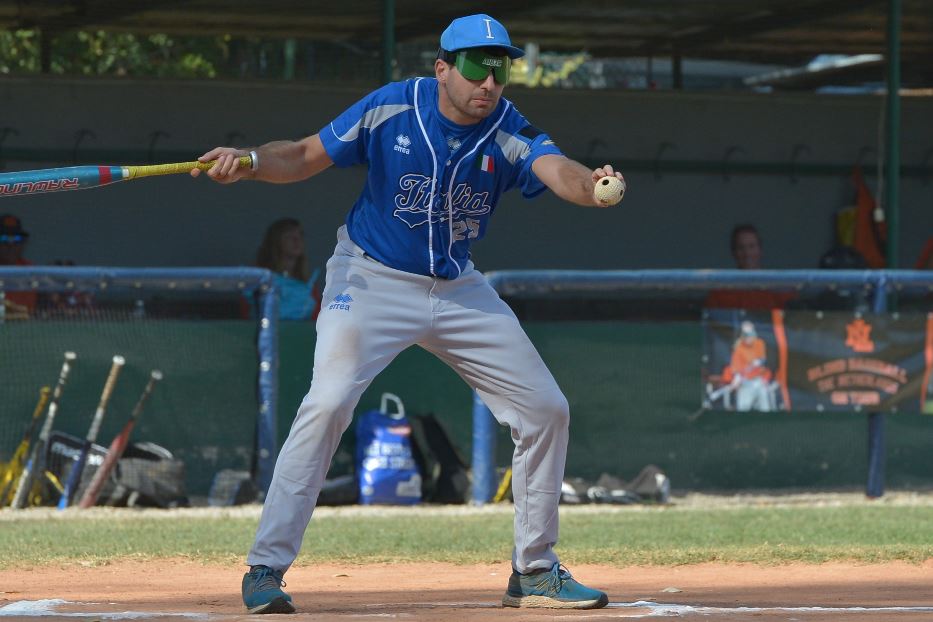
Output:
(247, 226), (569, 574)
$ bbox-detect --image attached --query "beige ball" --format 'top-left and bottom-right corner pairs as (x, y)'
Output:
(594, 175), (625, 205)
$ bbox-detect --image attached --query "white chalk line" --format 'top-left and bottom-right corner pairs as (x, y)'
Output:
(608, 600), (933, 617)
(0, 599), (208, 619)
(3, 599), (933, 619)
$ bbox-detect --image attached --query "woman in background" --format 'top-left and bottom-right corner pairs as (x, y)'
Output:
(250, 218), (321, 321)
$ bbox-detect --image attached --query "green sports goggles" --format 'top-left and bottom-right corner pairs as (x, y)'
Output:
(440, 48), (512, 85)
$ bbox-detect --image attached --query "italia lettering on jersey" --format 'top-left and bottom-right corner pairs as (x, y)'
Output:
(319, 78), (563, 279)
(393, 174), (493, 228)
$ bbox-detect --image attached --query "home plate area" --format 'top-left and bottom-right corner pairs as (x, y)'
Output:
(1, 560), (931, 621)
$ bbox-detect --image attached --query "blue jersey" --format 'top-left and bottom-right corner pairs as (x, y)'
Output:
(319, 78), (563, 279)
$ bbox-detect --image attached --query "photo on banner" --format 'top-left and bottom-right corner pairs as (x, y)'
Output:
(703, 310), (933, 414)
(702, 309), (789, 413)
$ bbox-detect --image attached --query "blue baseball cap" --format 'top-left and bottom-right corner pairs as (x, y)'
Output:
(440, 14), (524, 59)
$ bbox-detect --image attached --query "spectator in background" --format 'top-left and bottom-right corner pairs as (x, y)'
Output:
(705, 223), (795, 310)
(0, 213), (37, 317)
(250, 217), (321, 321)
(730, 223), (762, 270)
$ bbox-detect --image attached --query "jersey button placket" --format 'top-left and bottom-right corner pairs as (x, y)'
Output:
(428, 279), (441, 319)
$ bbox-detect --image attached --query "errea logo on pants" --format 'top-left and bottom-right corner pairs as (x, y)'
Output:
(394, 134), (411, 155)
(329, 293), (353, 311)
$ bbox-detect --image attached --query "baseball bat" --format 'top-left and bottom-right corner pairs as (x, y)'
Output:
(0, 386), (51, 507)
(57, 355), (125, 510)
(11, 352), (77, 509)
(0, 155), (253, 198)
(78, 369), (162, 509)
(707, 380), (738, 403)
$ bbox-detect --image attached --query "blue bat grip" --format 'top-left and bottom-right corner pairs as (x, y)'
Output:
(57, 444), (90, 510)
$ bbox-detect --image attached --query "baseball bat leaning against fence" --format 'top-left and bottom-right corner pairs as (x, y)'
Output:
(0, 386), (51, 507)
(0, 155), (253, 198)
(11, 352), (77, 509)
(78, 369), (162, 509)
(57, 355), (125, 510)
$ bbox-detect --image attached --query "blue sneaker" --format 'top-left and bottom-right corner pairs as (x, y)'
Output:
(242, 565), (296, 614)
(502, 563), (608, 609)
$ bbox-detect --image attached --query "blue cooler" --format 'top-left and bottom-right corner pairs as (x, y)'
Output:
(355, 393), (422, 505)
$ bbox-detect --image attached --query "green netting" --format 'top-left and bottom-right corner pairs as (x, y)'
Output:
(277, 320), (933, 492)
(1, 312), (259, 504)
(5, 277), (932, 502)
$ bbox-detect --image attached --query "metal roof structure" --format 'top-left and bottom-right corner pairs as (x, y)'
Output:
(1, 0), (931, 88)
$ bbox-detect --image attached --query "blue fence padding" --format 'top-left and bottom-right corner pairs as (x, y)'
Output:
(866, 413), (886, 498)
(487, 269), (933, 297)
(867, 273), (889, 497)
(471, 391), (497, 505)
(257, 277), (279, 496)
(471, 269), (933, 504)
(0, 266), (280, 495)
(0, 266), (273, 292)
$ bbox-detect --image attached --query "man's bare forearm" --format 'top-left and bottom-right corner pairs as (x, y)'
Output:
(251, 136), (332, 183)
(547, 157), (597, 206)
(195, 134), (332, 184)
(532, 154), (625, 207)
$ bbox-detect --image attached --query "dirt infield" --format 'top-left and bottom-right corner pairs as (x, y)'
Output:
(2, 560), (932, 621)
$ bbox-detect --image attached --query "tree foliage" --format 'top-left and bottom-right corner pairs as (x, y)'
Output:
(0, 30), (228, 78)
(0, 30), (40, 73)
(0, 29), (387, 85)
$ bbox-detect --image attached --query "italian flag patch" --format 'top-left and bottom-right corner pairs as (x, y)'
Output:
(476, 153), (494, 173)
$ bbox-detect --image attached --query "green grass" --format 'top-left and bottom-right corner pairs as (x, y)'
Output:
(2, 505), (933, 569)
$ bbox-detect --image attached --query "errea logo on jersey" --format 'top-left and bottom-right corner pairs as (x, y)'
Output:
(394, 134), (411, 155)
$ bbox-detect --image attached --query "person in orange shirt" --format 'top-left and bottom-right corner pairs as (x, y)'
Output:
(0, 213), (37, 318)
(705, 224), (796, 310)
(720, 321), (774, 411)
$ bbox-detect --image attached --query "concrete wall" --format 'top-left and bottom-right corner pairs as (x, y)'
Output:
(2, 76), (931, 273)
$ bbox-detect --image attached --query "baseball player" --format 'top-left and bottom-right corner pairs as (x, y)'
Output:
(725, 321), (775, 411)
(194, 13), (624, 614)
